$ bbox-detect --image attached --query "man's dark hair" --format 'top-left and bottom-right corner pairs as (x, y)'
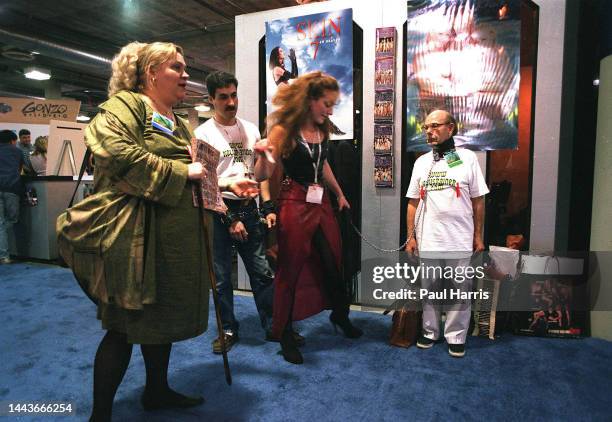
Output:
(18, 129), (31, 137)
(0, 130), (18, 144)
(205, 71), (238, 98)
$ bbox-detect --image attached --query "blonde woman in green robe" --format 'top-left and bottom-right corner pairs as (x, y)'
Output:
(86, 42), (257, 422)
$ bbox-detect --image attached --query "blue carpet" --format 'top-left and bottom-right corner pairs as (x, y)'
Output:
(1, 262), (611, 421)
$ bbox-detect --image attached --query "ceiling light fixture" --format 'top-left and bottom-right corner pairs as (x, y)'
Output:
(1, 48), (34, 61)
(195, 105), (210, 112)
(24, 66), (51, 80)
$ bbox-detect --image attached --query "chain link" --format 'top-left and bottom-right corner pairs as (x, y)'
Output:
(345, 159), (435, 254)
(347, 218), (409, 253)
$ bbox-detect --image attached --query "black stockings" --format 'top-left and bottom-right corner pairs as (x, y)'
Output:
(90, 331), (184, 421)
(90, 330), (133, 422)
(141, 343), (173, 396)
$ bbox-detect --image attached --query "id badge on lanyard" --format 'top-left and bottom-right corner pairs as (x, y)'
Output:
(306, 184), (324, 204)
(301, 137), (323, 204)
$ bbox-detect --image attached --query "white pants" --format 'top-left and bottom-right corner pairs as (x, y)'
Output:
(420, 257), (472, 345)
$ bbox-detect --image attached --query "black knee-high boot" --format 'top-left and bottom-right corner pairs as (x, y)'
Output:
(90, 330), (133, 422)
(327, 284), (362, 338)
(313, 229), (363, 339)
(280, 322), (303, 364)
(329, 310), (363, 338)
(140, 343), (204, 410)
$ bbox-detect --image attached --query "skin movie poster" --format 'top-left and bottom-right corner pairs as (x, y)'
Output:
(265, 8), (354, 139)
(405, 0), (520, 151)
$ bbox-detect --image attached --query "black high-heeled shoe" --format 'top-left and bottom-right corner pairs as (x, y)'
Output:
(266, 330), (306, 347)
(330, 313), (363, 338)
(280, 329), (303, 364)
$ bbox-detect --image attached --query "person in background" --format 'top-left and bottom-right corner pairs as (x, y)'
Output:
(29, 136), (48, 176)
(0, 130), (23, 265)
(17, 129), (34, 173)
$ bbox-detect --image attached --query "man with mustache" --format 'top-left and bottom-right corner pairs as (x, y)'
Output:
(405, 109), (488, 358)
(195, 72), (294, 353)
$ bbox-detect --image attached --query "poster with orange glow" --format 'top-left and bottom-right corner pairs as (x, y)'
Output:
(405, 0), (520, 151)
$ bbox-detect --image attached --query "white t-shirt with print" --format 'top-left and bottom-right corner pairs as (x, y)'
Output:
(194, 117), (261, 200)
(406, 148), (489, 252)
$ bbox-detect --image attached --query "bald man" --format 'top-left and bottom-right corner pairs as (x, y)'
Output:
(405, 110), (488, 358)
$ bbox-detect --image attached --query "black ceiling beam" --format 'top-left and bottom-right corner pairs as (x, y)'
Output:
(0, 8), (122, 57)
(190, 0), (235, 23)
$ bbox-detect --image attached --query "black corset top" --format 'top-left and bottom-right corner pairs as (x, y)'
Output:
(282, 137), (329, 186)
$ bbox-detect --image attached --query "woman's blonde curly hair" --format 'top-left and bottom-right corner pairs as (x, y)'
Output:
(266, 71), (339, 158)
(107, 41), (184, 97)
(32, 136), (48, 158)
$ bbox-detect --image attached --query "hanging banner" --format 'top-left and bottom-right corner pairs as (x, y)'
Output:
(265, 8), (353, 139)
(0, 97), (80, 124)
(405, 0), (520, 151)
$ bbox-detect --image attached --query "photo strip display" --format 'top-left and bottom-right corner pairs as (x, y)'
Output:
(374, 154), (393, 187)
(375, 27), (396, 57)
(374, 124), (393, 155)
(374, 27), (396, 188)
(374, 90), (394, 122)
(375, 56), (395, 91)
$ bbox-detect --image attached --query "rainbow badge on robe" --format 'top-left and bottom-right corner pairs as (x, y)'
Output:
(151, 111), (175, 135)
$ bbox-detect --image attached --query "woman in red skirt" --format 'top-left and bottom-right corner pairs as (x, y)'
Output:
(254, 71), (362, 364)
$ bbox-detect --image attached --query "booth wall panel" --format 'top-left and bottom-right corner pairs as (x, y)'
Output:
(529, 0), (566, 251)
(235, 0), (568, 300)
(590, 54), (612, 340)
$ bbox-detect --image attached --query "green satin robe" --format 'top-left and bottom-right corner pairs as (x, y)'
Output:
(86, 91), (212, 344)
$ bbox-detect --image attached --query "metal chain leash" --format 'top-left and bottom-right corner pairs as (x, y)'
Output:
(347, 218), (410, 253)
(343, 158), (435, 253)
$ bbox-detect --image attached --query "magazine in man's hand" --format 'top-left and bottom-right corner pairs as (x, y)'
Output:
(190, 138), (227, 214)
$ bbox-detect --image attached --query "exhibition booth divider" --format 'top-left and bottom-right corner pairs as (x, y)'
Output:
(235, 0), (566, 292)
(0, 97), (88, 260)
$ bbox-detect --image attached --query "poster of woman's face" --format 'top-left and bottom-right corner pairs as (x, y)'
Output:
(405, 0), (520, 151)
(265, 8), (354, 139)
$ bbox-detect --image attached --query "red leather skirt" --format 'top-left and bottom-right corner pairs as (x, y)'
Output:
(271, 179), (342, 338)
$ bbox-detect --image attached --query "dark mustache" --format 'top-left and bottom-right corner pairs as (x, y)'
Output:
(226, 106), (236, 111)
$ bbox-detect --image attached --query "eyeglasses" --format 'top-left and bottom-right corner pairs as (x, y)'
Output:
(421, 122), (450, 131)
